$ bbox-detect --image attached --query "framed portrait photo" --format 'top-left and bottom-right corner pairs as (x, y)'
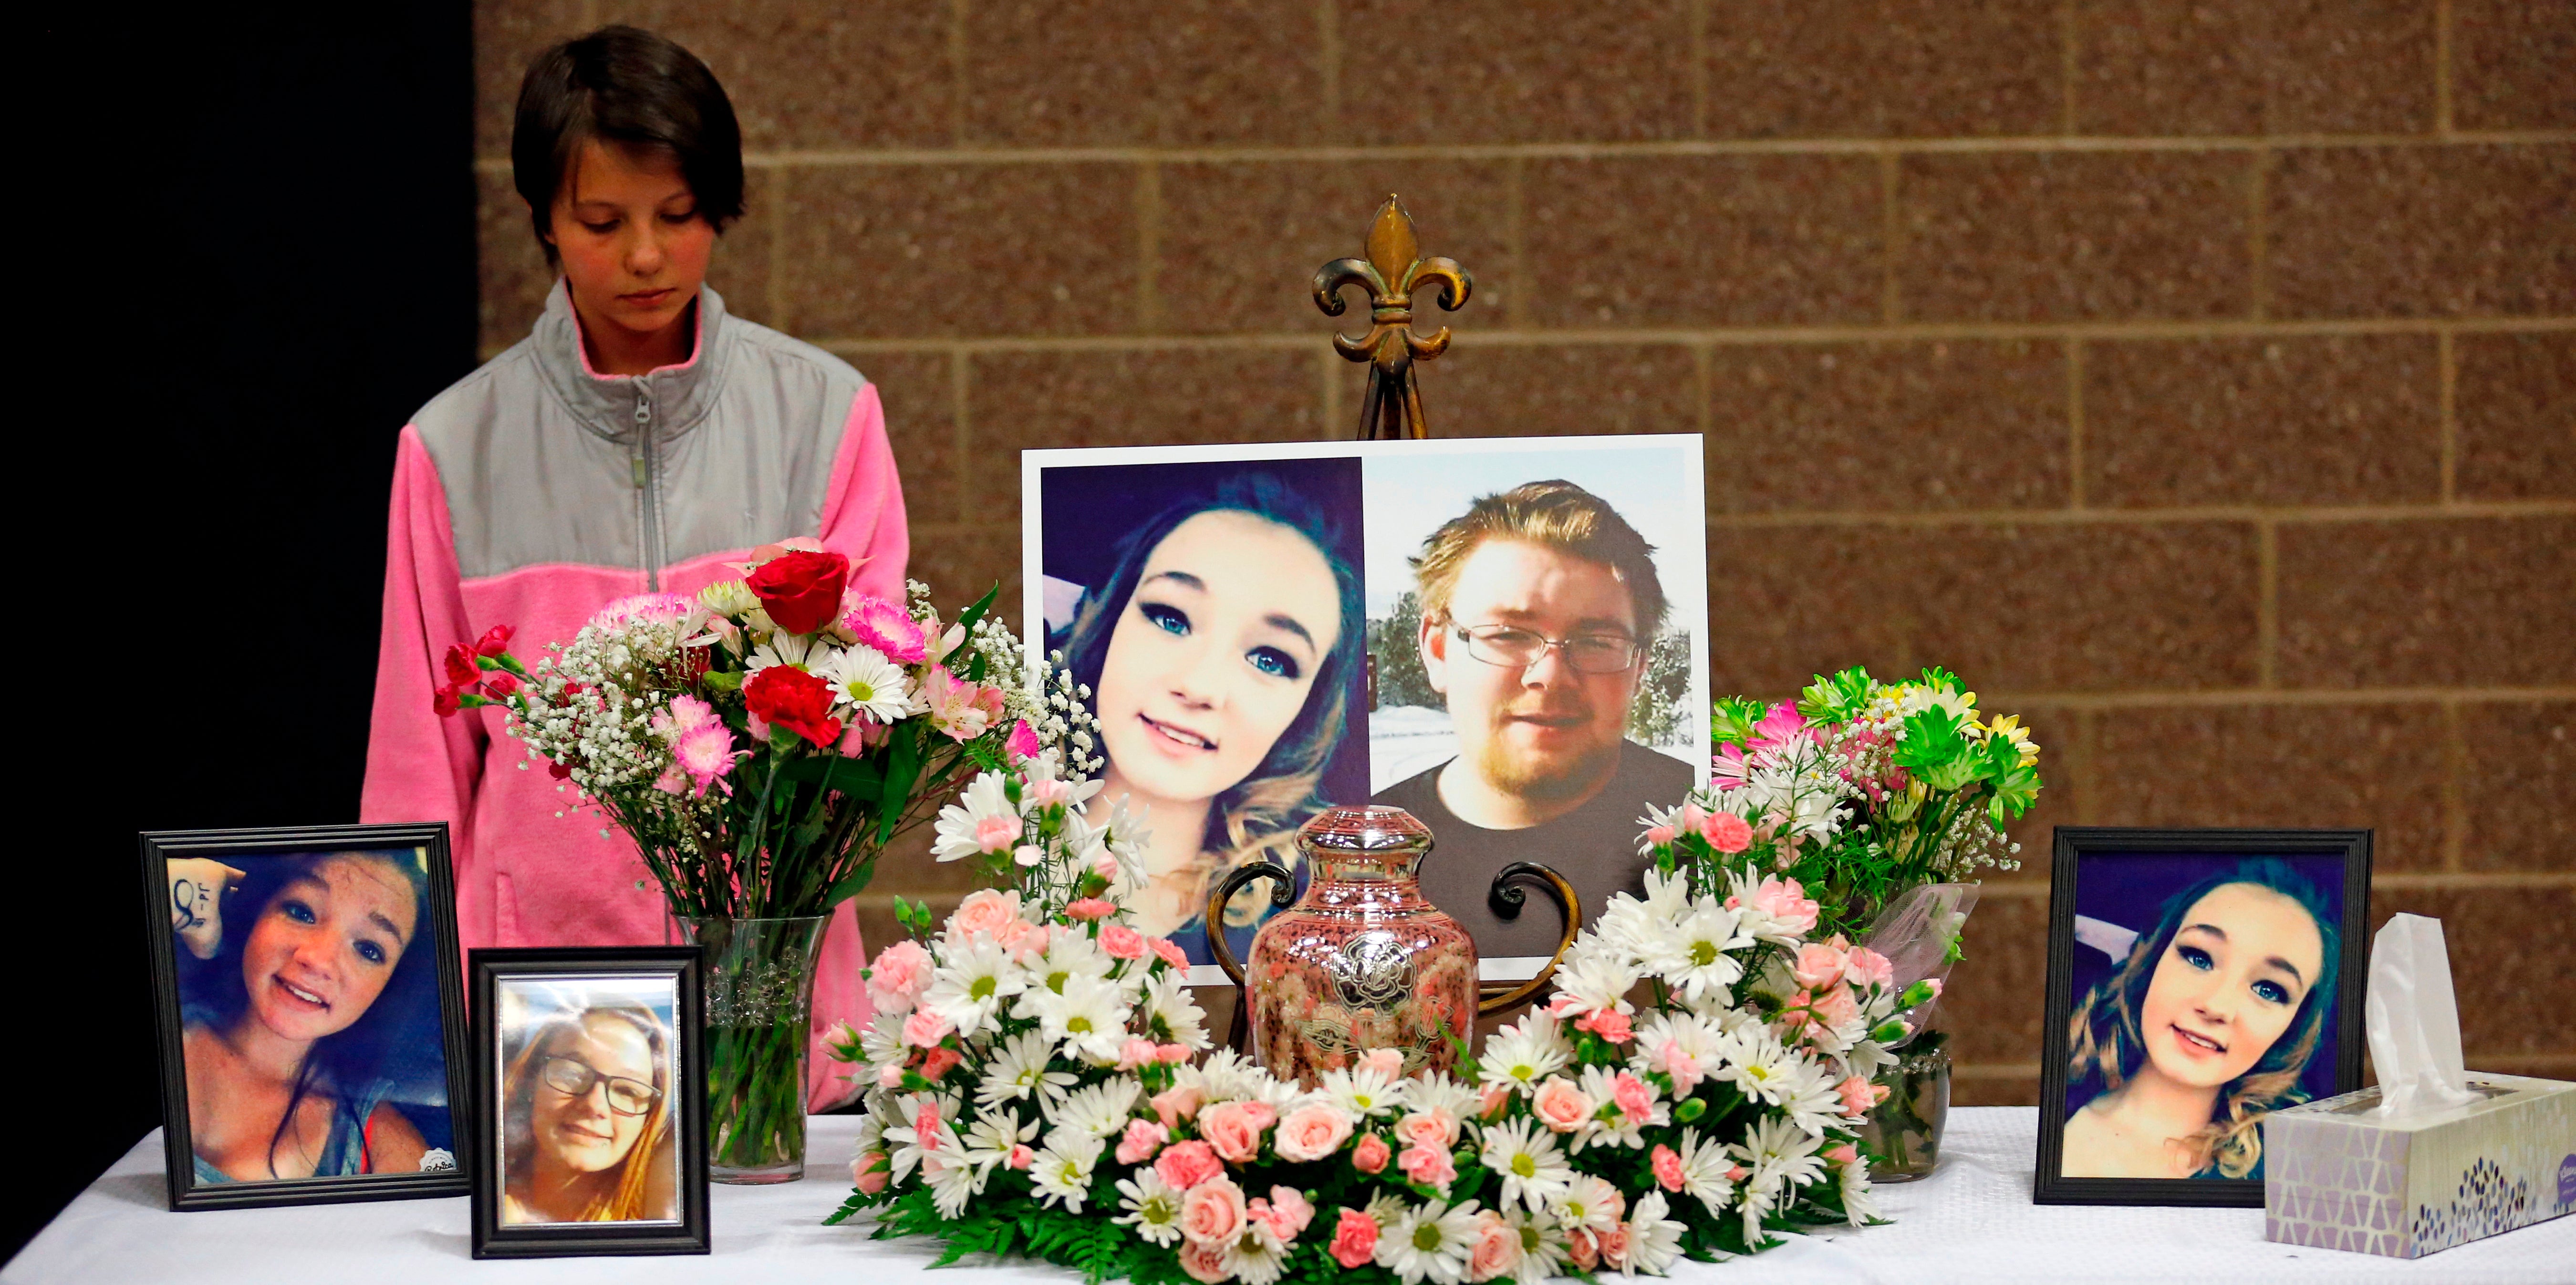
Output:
(2036, 828), (2371, 1207)
(1023, 435), (1710, 979)
(469, 947), (708, 1259)
(141, 823), (470, 1211)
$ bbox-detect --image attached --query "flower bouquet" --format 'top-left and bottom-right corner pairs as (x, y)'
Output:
(438, 543), (1079, 1179)
(1639, 664), (2047, 1179)
(828, 755), (1931, 1283)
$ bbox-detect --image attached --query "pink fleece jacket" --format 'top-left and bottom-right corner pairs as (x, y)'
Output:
(363, 282), (898, 1109)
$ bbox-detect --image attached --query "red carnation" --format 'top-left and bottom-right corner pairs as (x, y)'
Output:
(474, 624), (515, 657)
(433, 684), (463, 717)
(443, 642), (482, 688)
(744, 665), (843, 746)
(483, 671), (522, 698)
(745, 550), (850, 635)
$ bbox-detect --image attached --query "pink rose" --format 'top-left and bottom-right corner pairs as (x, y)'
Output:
(1150, 938), (1191, 970)
(1248, 1186), (1313, 1241)
(1120, 1037), (1163, 1071)
(866, 939), (933, 1015)
(1007, 1144), (1034, 1170)
(1567, 1229), (1599, 1273)
(1610, 1071), (1655, 1119)
(1101, 925), (1147, 960)
(918, 1046), (963, 1081)
(1842, 945), (1895, 989)
(853, 1150), (889, 1193)
(1274, 1102), (1355, 1162)
(876, 1063), (904, 1088)
(1532, 1077), (1596, 1133)
(1791, 943), (1848, 989)
(901, 1009), (953, 1049)
(1595, 1222), (1632, 1270)
(1477, 1083), (1512, 1119)
(1156, 1139), (1223, 1190)
(1178, 1177), (1248, 1247)
(1813, 984), (1860, 1031)
(948, 889), (1027, 944)
(1117, 1118), (1171, 1165)
(1467, 1210), (1520, 1283)
(1825, 1143), (1859, 1167)
(1152, 1086), (1206, 1129)
(1356, 1047), (1404, 1078)
(1025, 776), (1072, 808)
(1396, 1107), (1460, 1151)
(974, 812), (1024, 853)
(1651, 1144), (1685, 1191)
(1350, 1133), (1391, 1174)
(1179, 1241), (1230, 1284)
(1065, 897), (1115, 921)
(1576, 1008), (1634, 1044)
(1643, 823), (1677, 846)
(1836, 1076), (1877, 1117)
(1700, 810), (1754, 853)
(1330, 1208), (1379, 1269)
(1092, 853), (1122, 883)
(1396, 1142), (1456, 1191)
(1199, 1101), (1269, 1164)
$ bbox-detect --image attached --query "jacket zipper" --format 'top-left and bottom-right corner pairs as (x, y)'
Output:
(633, 385), (662, 591)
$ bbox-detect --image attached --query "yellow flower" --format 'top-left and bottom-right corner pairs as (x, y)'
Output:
(1986, 715), (2041, 765)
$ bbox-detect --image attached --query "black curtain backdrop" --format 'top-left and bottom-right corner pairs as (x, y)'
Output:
(15, 6), (474, 1259)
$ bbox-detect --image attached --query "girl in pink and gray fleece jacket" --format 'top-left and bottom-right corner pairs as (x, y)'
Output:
(363, 27), (895, 1109)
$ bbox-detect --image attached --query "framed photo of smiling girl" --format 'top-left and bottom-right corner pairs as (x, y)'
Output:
(469, 947), (708, 1258)
(142, 823), (470, 1210)
(2036, 828), (2371, 1207)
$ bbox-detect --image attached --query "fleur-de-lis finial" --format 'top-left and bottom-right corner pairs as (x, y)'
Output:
(1313, 195), (1473, 439)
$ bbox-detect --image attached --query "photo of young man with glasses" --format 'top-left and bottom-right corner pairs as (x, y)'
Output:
(1373, 479), (1696, 956)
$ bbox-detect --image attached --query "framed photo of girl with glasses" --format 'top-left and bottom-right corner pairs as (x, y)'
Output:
(2035, 827), (2371, 1207)
(144, 823), (471, 1211)
(469, 947), (707, 1258)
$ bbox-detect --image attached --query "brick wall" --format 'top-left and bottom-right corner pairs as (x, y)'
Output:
(472, 1), (2573, 1104)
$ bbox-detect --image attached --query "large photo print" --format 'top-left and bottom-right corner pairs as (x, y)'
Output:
(1026, 435), (1707, 968)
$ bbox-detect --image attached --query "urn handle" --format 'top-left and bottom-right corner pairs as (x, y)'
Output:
(1477, 861), (1582, 1016)
(1203, 860), (1296, 991)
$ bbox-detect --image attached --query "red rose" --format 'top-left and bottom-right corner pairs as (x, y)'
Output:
(474, 625), (515, 657)
(443, 642), (482, 688)
(745, 550), (850, 635)
(744, 665), (843, 746)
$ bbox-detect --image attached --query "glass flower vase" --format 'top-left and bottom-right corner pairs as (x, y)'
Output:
(1858, 1030), (1951, 1182)
(683, 914), (829, 1184)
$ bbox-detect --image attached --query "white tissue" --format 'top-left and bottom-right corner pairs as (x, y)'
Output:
(2367, 913), (2480, 1117)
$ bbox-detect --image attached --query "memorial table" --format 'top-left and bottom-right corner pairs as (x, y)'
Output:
(10, 1109), (2567, 1284)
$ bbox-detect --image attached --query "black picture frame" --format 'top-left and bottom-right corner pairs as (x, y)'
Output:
(2035, 827), (2371, 1207)
(469, 947), (709, 1259)
(142, 823), (472, 1211)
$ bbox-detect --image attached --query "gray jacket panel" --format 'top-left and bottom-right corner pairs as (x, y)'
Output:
(412, 281), (866, 583)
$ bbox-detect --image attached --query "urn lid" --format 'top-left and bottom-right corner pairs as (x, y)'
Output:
(1296, 805), (1435, 856)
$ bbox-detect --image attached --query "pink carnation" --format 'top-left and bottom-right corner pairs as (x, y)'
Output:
(1843, 946), (1896, 989)
(918, 1046), (962, 1081)
(1732, 875), (1821, 933)
(1117, 1118), (1170, 1165)
(1119, 1037), (1163, 1072)
(1100, 925), (1147, 960)
(853, 1150), (889, 1194)
(1836, 1076), (1879, 1118)
(901, 1009), (953, 1049)
(1064, 897), (1115, 922)
(1396, 1107), (1460, 1151)
(1152, 1086), (1206, 1130)
(1575, 1008), (1634, 1044)
(866, 939), (934, 1015)
(1247, 1186), (1313, 1242)
(1156, 1139), (1223, 1190)
(1357, 1047), (1405, 1078)
(1610, 1071), (1655, 1119)
(1651, 1145), (1685, 1192)
(1329, 1208), (1379, 1269)
(1004, 718), (1044, 762)
(1700, 810), (1754, 853)
(1150, 937), (1191, 971)
(947, 889), (1027, 945)
(1396, 1141), (1455, 1190)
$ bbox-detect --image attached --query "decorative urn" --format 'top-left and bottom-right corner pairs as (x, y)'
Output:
(1206, 805), (1577, 1086)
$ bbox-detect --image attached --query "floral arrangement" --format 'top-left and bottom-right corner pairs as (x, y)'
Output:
(436, 541), (1101, 1172)
(1646, 665), (2046, 943)
(828, 756), (1935, 1284)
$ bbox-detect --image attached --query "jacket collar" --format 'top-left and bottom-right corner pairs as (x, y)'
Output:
(530, 279), (732, 445)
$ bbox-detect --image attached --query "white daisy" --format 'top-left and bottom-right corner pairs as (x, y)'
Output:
(1406, 1074), (1482, 1124)
(1028, 1138), (1098, 1212)
(746, 630), (826, 671)
(1220, 1224), (1291, 1285)
(1113, 1169), (1186, 1246)
(932, 771), (1022, 863)
(1548, 952), (1639, 1017)
(920, 937), (1027, 1037)
(819, 643), (911, 723)
(1628, 1010), (1723, 1093)
(1730, 1115), (1827, 1212)
(1576, 1065), (1666, 1150)
(1043, 1078), (1140, 1142)
(1476, 1117), (1573, 1212)
(1836, 1150), (1882, 1226)
(1139, 970), (1209, 1049)
(883, 1090), (961, 1183)
(1771, 1055), (1849, 1137)
(1475, 1016), (1571, 1094)
(1552, 1174), (1622, 1236)
(923, 1151), (986, 1218)
(1025, 973), (1131, 1065)
(1376, 1200), (1482, 1285)
(1501, 1207), (1568, 1285)
(1180, 1049), (1265, 1103)
(1669, 1128), (1738, 1218)
(958, 1108), (1039, 1173)
(1712, 1024), (1798, 1107)
(1362, 1188), (1412, 1227)
(1644, 900), (1751, 1001)
(1013, 929), (1118, 1014)
(1622, 1191), (1687, 1276)
(1317, 1064), (1408, 1118)
(974, 1029), (1076, 1113)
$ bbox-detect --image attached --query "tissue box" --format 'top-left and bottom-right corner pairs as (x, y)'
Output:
(2265, 1072), (2576, 1257)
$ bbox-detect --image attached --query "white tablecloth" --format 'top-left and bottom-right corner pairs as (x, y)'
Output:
(10, 1109), (2570, 1283)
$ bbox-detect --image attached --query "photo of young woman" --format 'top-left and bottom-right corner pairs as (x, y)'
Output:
(495, 982), (680, 1224)
(2058, 857), (2345, 1181)
(1036, 458), (1368, 963)
(166, 849), (454, 1185)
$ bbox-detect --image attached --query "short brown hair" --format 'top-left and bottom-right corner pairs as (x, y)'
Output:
(1408, 479), (1666, 638)
(513, 26), (744, 267)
